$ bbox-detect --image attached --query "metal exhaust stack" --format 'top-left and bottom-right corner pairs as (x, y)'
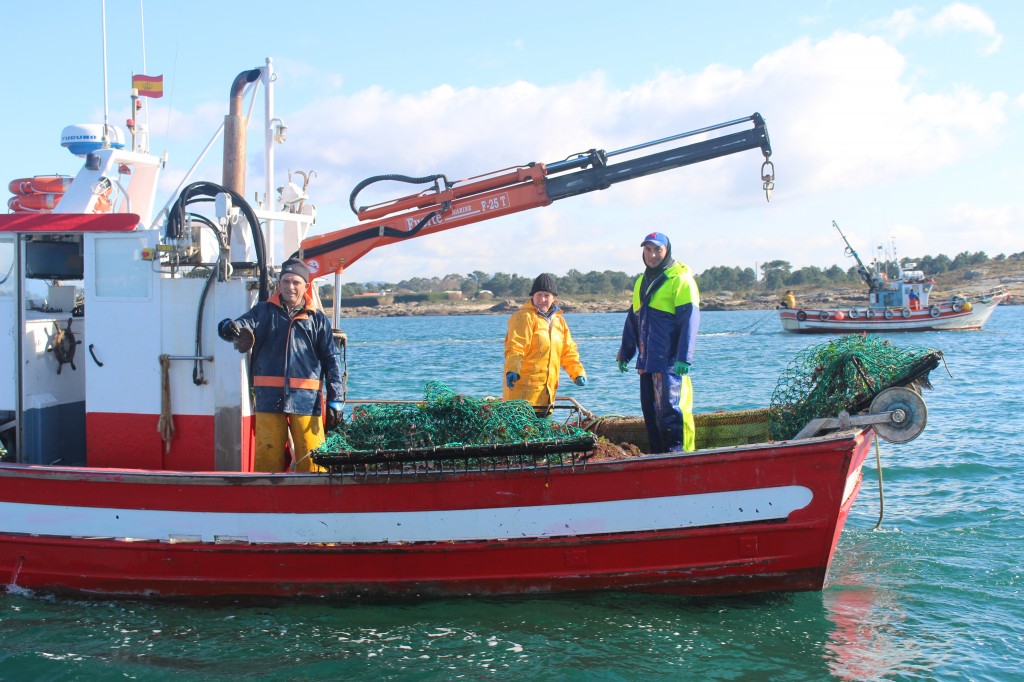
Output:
(222, 68), (262, 195)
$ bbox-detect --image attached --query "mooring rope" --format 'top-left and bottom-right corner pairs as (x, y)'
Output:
(873, 436), (885, 530)
(157, 354), (175, 453)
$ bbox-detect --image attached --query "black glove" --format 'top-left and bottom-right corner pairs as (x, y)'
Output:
(218, 318), (241, 341)
(325, 401), (344, 431)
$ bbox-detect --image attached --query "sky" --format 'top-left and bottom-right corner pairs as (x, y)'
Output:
(2, 1), (1022, 283)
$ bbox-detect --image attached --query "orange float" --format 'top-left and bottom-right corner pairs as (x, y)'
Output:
(8, 174), (113, 213)
(7, 190), (112, 213)
(8, 175), (74, 195)
(8, 193), (62, 211)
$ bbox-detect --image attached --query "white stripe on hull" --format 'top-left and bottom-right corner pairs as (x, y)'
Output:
(0, 486), (812, 544)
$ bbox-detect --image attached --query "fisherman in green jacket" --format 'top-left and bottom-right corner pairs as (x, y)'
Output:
(617, 232), (700, 452)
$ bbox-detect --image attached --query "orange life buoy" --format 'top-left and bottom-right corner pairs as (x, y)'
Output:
(8, 175), (74, 195)
(7, 190), (111, 213)
(8, 193), (62, 211)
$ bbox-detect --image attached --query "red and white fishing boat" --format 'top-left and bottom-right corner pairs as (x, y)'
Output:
(1, 59), (935, 600)
(779, 221), (1008, 333)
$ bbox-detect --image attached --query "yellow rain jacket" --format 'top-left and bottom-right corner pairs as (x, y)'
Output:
(503, 300), (585, 409)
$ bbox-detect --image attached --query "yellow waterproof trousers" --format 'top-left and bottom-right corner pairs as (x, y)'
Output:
(254, 412), (325, 473)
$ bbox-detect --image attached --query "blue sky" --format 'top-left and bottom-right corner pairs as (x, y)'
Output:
(2, 1), (1022, 283)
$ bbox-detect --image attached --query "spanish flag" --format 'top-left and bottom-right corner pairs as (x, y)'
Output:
(132, 74), (164, 98)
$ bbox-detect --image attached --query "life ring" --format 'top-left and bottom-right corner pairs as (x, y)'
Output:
(8, 191), (110, 214)
(796, 310), (807, 321)
(952, 301), (964, 312)
(8, 175), (74, 195)
(901, 308), (911, 319)
(849, 309), (859, 319)
(865, 308), (875, 319)
(819, 310), (830, 321)
(8, 192), (62, 211)
(883, 309), (894, 320)
(929, 306), (940, 318)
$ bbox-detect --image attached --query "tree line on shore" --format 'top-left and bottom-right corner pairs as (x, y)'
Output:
(322, 250), (1014, 300)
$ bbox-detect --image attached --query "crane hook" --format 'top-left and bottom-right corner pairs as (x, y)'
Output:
(761, 159), (775, 203)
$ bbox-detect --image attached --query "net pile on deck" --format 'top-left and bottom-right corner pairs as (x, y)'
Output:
(312, 381), (596, 469)
(769, 335), (943, 441)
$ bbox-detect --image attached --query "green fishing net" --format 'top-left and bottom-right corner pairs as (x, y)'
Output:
(313, 381), (595, 466)
(769, 335), (942, 441)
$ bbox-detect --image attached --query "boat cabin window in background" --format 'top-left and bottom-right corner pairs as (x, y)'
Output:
(876, 291), (901, 308)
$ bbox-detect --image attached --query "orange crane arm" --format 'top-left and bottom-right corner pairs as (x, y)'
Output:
(298, 113), (773, 279)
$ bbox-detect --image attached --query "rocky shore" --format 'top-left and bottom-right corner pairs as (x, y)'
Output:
(333, 274), (1015, 317)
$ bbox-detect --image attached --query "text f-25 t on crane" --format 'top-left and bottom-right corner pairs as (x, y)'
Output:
(297, 113), (774, 278)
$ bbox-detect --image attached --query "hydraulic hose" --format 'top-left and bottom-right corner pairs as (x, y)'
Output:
(348, 173), (449, 215)
(165, 181), (269, 301)
(295, 210), (439, 262)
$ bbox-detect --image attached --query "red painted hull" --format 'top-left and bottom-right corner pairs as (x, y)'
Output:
(0, 431), (872, 599)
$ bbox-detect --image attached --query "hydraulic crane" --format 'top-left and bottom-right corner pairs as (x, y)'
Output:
(834, 220), (886, 292)
(298, 113), (774, 278)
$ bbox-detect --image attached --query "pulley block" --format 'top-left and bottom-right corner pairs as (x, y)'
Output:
(869, 386), (928, 443)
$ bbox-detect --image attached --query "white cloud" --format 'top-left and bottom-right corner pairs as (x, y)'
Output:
(930, 3), (1003, 54)
(877, 3), (1002, 54)
(160, 29), (1011, 281)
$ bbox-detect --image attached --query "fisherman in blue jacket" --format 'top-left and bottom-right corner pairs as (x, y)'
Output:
(218, 258), (344, 472)
(617, 232), (700, 452)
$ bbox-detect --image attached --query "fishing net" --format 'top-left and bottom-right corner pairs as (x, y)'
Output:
(769, 335), (942, 441)
(312, 381), (596, 468)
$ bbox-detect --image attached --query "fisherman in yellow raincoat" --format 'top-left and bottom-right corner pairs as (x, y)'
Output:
(503, 273), (587, 415)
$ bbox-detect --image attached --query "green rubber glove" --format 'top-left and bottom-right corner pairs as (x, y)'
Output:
(672, 360), (691, 376)
(617, 360), (629, 373)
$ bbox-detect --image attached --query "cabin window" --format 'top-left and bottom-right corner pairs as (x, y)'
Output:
(879, 291), (900, 308)
(94, 236), (151, 299)
(0, 238), (14, 298)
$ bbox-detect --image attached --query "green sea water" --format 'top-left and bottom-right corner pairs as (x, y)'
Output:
(2, 307), (1021, 680)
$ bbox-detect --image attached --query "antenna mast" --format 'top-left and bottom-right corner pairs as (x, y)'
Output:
(140, 0), (150, 139)
(101, 0), (110, 147)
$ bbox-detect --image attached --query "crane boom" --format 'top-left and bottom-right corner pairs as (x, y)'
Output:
(299, 113), (772, 279)
(833, 220), (885, 292)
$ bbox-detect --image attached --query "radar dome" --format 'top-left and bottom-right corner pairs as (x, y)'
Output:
(60, 124), (126, 156)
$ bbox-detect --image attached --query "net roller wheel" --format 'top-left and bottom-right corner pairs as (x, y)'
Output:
(869, 386), (927, 443)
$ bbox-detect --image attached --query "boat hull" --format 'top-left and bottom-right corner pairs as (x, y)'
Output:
(0, 431), (872, 599)
(779, 294), (1006, 333)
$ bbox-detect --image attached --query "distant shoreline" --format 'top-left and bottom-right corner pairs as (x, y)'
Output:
(335, 287), (1019, 318)
(330, 257), (1023, 317)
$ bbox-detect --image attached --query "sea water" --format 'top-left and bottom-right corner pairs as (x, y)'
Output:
(1, 308), (1021, 680)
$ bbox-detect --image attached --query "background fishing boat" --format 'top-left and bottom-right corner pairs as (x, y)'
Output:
(779, 221), (1008, 333)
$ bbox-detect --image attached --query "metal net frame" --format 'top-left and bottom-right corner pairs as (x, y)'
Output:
(313, 381), (596, 469)
(769, 335), (942, 441)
